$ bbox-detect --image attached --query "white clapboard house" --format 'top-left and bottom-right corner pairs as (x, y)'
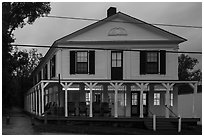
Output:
(24, 7), (199, 123)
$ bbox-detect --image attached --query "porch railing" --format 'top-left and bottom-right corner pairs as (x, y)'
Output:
(148, 109), (154, 116)
(164, 105), (178, 118)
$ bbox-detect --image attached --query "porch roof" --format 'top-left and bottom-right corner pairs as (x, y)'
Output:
(27, 79), (199, 94)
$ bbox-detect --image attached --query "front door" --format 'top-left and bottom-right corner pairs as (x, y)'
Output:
(111, 51), (123, 80)
(131, 92), (148, 117)
(131, 92), (140, 116)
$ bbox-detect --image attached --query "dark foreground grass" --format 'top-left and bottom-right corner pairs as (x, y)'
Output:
(33, 122), (202, 135)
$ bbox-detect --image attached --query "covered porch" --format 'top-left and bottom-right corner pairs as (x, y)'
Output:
(24, 80), (199, 119)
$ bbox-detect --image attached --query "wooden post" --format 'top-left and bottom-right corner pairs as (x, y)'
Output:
(30, 92), (33, 113)
(165, 87), (170, 118)
(178, 115), (181, 132)
(136, 83), (148, 118)
(61, 82), (72, 117)
(110, 82), (123, 118)
(162, 83), (174, 118)
(90, 85), (93, 117)
(114, 86), (118, 118)
(153, 114), (156, 131)
(38, 86), (41, 116)
(30, 93), (31, 113)
(140, 90), (144, 118)
(64, 84), (68, 117)
(41, 82), (48, 116)
(85, 82), (98, 117)
(34, 88), (38, 115)
(190, 83), (198, 118)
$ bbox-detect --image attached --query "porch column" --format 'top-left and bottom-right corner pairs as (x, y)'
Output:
(38, 85), (41, 116)
(35, 87), (38, 115)
(30, 93), (31, 113)
(162, 83), (174, 118)
(60, 82), (73, 117)
(41, 82), (49, 115)
(27, 95), (29, 112)
(136, 83), (149, 118)
(30, 92), (33, 113)
(84, 82), (98, 117)
(110, 82), (123, 118)
(189, 82), (198, 118)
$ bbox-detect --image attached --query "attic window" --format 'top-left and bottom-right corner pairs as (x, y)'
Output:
(108, 27), (127, 36)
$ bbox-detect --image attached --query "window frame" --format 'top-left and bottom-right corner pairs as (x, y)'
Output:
(111, 51), (122, 68)
(76, 51), (89, 74)
(145, 51), (159, 74)
(154, 93), (160, 106)
(132, 92), (138, 105)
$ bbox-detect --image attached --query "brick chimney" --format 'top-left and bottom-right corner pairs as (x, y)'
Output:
(107, 7), (117, 17)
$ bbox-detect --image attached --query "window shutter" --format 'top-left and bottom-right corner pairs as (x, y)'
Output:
(89, 51), (95, 74)
(140, 51), (146, 74)
(160, 50), (166, 75)
(70, 51), (76, 74)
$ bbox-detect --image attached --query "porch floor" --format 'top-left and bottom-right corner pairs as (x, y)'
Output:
(34, 114), (200, 123)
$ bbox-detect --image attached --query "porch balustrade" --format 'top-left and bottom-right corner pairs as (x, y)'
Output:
(25, 80), (198, 119)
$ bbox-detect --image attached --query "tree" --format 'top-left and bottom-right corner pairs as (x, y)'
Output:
(12, 47), (43, 77)
(178, 54), (201, 81)
(2, 2), (51, 109)
(5, 47), (43, 108)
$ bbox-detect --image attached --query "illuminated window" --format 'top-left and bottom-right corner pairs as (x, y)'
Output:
(154, 93), (160, 105)
(143, 93), (147, 105)
(132, 93), (138, 105)
(170, 93), (173, 106)
(86, 92), (90, 105)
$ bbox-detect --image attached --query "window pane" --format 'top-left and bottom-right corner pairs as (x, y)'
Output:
(112, 53), (116, 60)
(117, 60), (121, 67)
(77, 52), (87, 62)
(77, 63), (88, 73)
(146, 63), (158, 73)
(112, 60), (117, 67)
(154, 93), (160, 106)
(117, 53), (122, 59)
(147, 52), (158, 62)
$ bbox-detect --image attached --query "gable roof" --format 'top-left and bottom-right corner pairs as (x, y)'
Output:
(31, 11), (187, 76)
(55, 11), (187, 45)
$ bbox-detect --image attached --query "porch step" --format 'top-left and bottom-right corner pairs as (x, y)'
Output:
(144, 119), (177, 131)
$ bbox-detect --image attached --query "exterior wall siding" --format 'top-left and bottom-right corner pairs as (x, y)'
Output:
(54, 48), (178, 80)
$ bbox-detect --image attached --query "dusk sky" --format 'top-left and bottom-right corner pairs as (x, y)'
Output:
(13, 2), (202, 69)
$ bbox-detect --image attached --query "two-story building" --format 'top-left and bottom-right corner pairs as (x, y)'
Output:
(24, 7), (199, 121)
